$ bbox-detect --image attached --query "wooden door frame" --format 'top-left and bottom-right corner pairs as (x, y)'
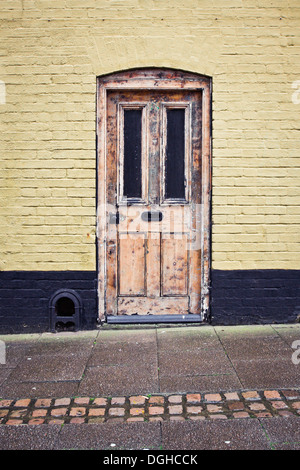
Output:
(96, 68), (212, 324)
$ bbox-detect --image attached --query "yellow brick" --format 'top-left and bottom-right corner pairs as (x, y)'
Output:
(0, 0), (299, 271)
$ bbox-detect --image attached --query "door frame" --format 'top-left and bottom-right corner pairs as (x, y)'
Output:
(96, 68), (212, 324)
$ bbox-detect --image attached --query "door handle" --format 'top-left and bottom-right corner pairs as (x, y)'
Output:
(109, 212), (127, 224)
(109, 212), (120, 224)
(141, 211), (163, 222)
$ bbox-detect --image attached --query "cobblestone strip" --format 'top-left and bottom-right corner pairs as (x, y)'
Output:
(0, 389), (299, 425)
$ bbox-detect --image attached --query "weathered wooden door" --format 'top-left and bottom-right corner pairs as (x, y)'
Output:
(97, 70), (211, 323)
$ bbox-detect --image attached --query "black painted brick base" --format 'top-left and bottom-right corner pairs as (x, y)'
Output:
(0, 271), (97, 334)
(211, 269), (300, 325)
(0, 270), (299, 333)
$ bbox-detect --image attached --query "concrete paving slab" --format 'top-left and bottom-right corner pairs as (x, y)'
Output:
(0, 424), (61, 450)
(231, 358), (300, 390)
(88, 338), (158, 368)
(159, 373), (242, 394)
(260, 416), (300, 450)
(97, 328), (157, 343)
(216, 337), (293, 361)
(55, 422), (162, 450)
(158, 349), (236, 376)
(214, 324), (279, 337)
(156, 326), (223, 350)
(0, 367), (13, 383)
(0, 380), (79, 400)
(2, 342), (33, 368)
(215, 325), (295, 361)
(6, 354), (87, 383)
(272, 324), (300, 345)
(158, 349), (242, 393)
(27, 338), (97, 357)
(161, 419), (271, 450)
(0, 331), (98, 399)
(78, 329), (159, 396)
(78, 362), (159, 397)
(157, 326), (242, 393)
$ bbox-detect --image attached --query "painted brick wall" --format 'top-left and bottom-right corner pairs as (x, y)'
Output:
(0, 1), (299, 329)
(211, 270), (300, 325)
(0, 271), (97, 333)
(0, 0), (299, 272)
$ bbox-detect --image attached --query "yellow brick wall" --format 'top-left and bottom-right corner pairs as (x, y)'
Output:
(0, 0), (299, 271)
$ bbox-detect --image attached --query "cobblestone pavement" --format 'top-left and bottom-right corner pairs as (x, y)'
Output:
(1, 388), (299, 426)
(0, 326), (300, 449)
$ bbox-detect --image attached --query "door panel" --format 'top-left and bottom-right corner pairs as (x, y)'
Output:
(161, 236), (188, 296)
(118, 233), (146, 296)
(146, 234), (161, 298)
(105, 88), (203, 317)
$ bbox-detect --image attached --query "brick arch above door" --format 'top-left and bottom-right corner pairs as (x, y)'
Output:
(85, 35), (223, 78)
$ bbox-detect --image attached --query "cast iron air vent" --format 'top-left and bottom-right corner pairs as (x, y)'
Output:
(49, 289), (82, 332)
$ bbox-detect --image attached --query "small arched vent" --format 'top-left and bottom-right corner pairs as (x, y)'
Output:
(49, 289), (82, 332)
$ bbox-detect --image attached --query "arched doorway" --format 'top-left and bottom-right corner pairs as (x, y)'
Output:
(97, 68), (212, 324)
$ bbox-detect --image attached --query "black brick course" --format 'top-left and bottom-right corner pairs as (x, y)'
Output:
(0, 269), (299, 332)
(0, 271), (97, 333)
(211, 269), (300, 325)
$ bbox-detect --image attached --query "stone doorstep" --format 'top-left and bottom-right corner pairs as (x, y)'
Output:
(0, 389), (300, 425)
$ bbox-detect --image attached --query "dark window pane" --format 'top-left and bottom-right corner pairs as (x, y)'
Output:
(123, 109), (142, 199)
(165, 108), (185, 199)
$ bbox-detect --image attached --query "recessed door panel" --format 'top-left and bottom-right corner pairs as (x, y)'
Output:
(162, 235), (188, 297)
(118, 233), (146, 296)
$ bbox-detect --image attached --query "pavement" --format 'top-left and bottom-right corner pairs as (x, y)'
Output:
(0, 322), (300, 450)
